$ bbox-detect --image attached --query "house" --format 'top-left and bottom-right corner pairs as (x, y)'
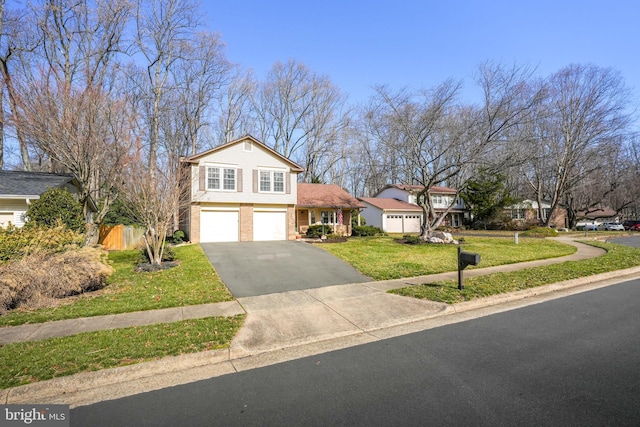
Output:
(359, 184), (466, 233)
(359, 197), (423, 233)
(0, 170), (89, 228)
(180, 135), (305, 242)
(296, 183), (364, 236)
(574, 207), (618, 229)
(507, 200), (568, 228)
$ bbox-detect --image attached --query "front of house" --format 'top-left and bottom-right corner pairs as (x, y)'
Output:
(360, 184), (466, 233)
(296, 183), (364, 236)
(507, 200), (568, 229)
(181, 135), (304, 243)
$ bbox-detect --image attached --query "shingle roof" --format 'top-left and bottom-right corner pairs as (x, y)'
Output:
(374, 184), (457, 196)
(359, 197), (423, 211)
(0, 171), (76, 197)
(297, 183), (364, 209)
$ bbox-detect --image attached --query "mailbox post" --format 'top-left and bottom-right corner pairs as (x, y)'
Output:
(458, 246), (481, 290)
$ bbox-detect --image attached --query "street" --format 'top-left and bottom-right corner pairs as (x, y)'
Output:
(72, 277), (640, 426)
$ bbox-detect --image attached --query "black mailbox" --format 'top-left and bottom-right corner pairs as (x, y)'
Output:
(457, 247), (480, 290)
(459, 251), (481, 268)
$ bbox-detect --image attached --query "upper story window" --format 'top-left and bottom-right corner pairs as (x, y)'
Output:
(259, 170), (285, 193)
(207, 166), (236, 191)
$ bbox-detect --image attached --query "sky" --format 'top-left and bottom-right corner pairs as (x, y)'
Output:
(202, 0), (640, 114)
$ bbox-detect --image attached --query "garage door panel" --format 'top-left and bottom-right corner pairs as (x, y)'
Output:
(254, 211), (286, 241)
(386, 215), (403, 233)
(404, 215), (422, 233)
(201, 210), (239, 242)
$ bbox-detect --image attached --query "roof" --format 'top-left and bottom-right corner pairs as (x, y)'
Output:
(358, 197), (423, 211)
(0, 170), (76, 198)
(297, 183), (364, 209)
(577, 208), (618, 219)
(374, 184), (457, 196)
(182, 134), (305, 172)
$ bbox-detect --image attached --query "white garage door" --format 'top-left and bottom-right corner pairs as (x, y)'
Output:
(386, 215), (404, 233)
(404, 215), (422, 233)
(200, 210), (239, 242)
(253, 210), (287, 241)
(0, 212), (14, 228)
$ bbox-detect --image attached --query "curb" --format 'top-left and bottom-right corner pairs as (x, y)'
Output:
(3, 266), (639, 408)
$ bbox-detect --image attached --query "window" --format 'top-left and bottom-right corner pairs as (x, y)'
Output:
(511, 209), (526, 220)
(207, 166), (236, 191)
(258, 170), (285, 193)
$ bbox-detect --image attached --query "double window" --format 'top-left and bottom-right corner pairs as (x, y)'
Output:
(259, 170), (285, 193)
(207, 166), (236, 191)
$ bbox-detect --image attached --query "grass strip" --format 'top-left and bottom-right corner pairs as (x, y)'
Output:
(0, 315), (245, 389)
(319, 236), (576, 280)
(390, 241), (640, 304)
(0, 244), (233, 327)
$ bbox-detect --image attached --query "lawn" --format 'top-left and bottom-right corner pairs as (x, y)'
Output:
(317, 235), (577, 280)
(0, 315), (245, 389)
(390, 241), (640, 303)
(0, 244), (233, 327)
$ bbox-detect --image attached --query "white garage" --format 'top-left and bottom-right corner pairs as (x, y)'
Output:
(386, 214), (422, 233)
(200, 210), (239, 242)
(253, 210), (287, 241)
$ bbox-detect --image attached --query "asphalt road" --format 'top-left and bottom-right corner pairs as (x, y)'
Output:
(200, 241), (371, 297)
(71, 277), (640, 426)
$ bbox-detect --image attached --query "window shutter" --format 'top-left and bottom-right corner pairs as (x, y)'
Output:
(286, 173), (291, 194)
(237, 169), (243, 192)
(199, 166), (205, 191)
(253, 170), (258, 193)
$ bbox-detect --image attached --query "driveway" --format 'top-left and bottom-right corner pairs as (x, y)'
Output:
(200, 241), (371, 297)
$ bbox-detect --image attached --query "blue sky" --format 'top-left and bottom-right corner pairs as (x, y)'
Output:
(203, 0), (640, 110)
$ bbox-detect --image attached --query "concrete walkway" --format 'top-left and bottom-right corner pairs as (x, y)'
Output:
(3, 237), (640, 407)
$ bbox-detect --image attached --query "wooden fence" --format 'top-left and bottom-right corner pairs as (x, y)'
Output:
(98, 225), (145, 250)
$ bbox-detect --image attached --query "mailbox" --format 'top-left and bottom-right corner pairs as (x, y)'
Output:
(459, 251), (481, 269)
(457, 247), (480, 290)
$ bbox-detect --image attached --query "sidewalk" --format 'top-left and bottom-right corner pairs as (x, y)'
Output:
(2, 237), (639, 407)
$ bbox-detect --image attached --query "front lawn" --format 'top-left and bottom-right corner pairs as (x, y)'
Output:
(317, 236), (577, 280)
(390, 241), (640, 303)
(0, 244), (233, 327)
(0, 315), (245, 389)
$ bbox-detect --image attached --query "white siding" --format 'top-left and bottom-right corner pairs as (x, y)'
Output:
(359, 203), (383, 229)
(376, 188), (412, 203)
(0, 199), (29, 227)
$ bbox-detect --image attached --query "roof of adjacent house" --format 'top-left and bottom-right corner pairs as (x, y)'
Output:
(577, 208), (618, 219)
(358, 197), (423, 211)
(181, 134), (305, 172)
(374, 184), (457, 196)
(297, 183), (365, 209)
(0, 170), (76, 198)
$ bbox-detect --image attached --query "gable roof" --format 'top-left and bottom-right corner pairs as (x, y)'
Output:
(297, 183), (364, 209)
(374, 184), (457, 196)
(182, 134), (305, 172)
(359, 197), (423, 212)
(0, 171), (76, 198)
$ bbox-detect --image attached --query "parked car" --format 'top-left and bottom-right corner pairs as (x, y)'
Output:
(597, 222), (624, 231)
(623, 220), (640, 230)
(630, 223), (640, 231)
(577, 222), (599, 231)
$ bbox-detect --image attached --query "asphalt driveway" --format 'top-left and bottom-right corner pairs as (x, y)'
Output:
(200, 241), (371, 297)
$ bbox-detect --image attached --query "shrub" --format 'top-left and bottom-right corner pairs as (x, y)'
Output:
(352, 225), (385, 237)
(0, 247), (113, 314)
(171, 230), (186, 244)
(402, 234), (424, 244)
(305, 224), (333, 238)
(0, 222), (84, 263)
(25, 187), (85, 233)
(519, 227), (559, 237)
(139, 243), (176, 264)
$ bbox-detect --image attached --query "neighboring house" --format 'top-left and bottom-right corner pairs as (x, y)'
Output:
(0, 170), (90, 228)
(296, 183), (364, 236)
(180, 135), (305, 243)
(361, 184), (466, 232)
(507, 200), (568, 228)
(359, 197), (423, 233)
(575, 207), (618, 229)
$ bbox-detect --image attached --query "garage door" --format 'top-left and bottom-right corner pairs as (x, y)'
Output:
(386, 215), (404, 233)
(386, 214), (422, 233)
(0, 212), (13, 228)
(200, 210), (239, 242)
(404, 215), (422, 233)
(253, 210), (287, 241)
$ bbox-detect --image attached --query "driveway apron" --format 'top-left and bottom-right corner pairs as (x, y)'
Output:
(200, 241), (371, 297)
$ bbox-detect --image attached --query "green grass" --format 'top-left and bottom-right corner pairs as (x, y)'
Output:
(317, 236), (576, 280)
(390, 241), (640, 303)
(0, 315), (245, 389)
(0, 244), (233, 327)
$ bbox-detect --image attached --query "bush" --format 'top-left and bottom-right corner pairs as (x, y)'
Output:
(171, 230), (186, 244)
(139, 243), (176, 264)
(305, 224), (333, 238)
(0, 247), (113, 314)
(0, 222), (84, 263)
(352, 225), (385, 237)
(519, 227), (559, 237)
(25, 187), (85, 233)
(402, 234), (424, 244)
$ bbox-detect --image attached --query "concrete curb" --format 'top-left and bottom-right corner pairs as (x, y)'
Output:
(3, 266), (639, 408)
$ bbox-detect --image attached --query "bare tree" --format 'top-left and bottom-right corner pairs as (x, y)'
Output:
(216, 67), (257, 144)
